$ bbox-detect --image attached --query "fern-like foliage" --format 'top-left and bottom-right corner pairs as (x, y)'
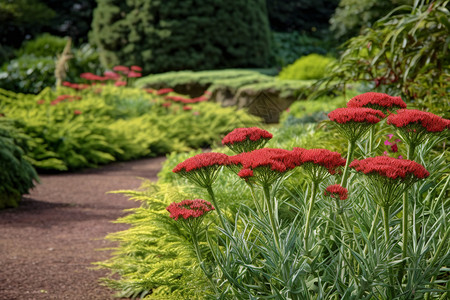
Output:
(96, 181), (214, 299)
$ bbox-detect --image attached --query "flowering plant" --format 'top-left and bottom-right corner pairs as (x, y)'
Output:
(346, 91), (406, 114)
(108, 92), (448, 299)
(222, 127), (273, 153)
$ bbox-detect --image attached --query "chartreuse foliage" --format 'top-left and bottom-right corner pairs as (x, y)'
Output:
(278, 54), (336, 81)
(0, 85), (260, 171)
(0, 117), (39, 208)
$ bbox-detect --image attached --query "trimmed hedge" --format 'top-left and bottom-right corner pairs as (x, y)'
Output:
(136, 70), (314, 123)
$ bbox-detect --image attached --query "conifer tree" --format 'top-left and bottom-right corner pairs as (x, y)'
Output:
(90, 0), (271, 73)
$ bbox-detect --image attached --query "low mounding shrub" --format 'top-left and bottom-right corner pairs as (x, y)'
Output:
(15, 33), (67, 58)
(0, 117), (39, 208)
(0, 84), (260, 171)
(278, 53), (336, 80)
(100, 92), (449, 299)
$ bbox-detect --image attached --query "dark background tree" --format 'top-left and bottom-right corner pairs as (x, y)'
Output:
(266, 0), (339, 35)
(89, 0), (271, 73)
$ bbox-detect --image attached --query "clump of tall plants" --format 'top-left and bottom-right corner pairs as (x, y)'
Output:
(101, 91), (449, 299)
(164, 92), (449, 298)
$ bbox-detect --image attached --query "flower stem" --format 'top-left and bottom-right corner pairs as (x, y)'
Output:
(399, 142), (416, 282)
(192, 231), (218, 294)
(304, 181), (317, 255)
(382, 205), (395, 297)
(368, 126), (374, 155)
(341, 140), (355, 188)
(263, 184), (281, 253)
(206, 185), (229, 232)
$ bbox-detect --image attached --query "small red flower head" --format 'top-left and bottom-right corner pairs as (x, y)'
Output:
(347, 92), (406, 113)
(166, 199), (214, 221)
(36, 99), (45, 105)
(173, 152), (230, 188)
(328, 107), (385, 142)
(73, 110), (82, 115)
(183, 105), (192, 111)
(222, 127), (273, 153)
(324, 184), (348, 200)
(115, 81), (127, 87)
(237, 168), (254, 181)
(162, 102), (171, 107)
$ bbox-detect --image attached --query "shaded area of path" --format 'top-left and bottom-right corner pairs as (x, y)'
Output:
(0, 157), (166, 300)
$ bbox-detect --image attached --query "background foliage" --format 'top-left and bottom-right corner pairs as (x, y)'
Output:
(317, 0), (450, 118)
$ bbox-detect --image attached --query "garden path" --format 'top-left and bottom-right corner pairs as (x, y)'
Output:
(0, 156), (166, 300)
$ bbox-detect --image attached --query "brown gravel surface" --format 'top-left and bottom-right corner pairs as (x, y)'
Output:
(0, 157), (166, 300)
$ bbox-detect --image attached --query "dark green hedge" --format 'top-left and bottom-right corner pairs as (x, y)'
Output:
(90, 0), (271, 73)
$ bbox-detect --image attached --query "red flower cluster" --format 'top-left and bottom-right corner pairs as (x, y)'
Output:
(156, 88), (174, 95)
(387, 109), (450, 132)
(131, 65), (142, 72)
(103, 71), (120, 81)
(324, 184), (348, 200)
(237, 168), (254, 180)
(62, 81), (90, 90)
(230, 148), (295, 173)
(80, 72), (108, 81)
(173, 152), (230, 173)
(166, 199), (215, 220)
(347, 92), (406, 111)
(183, 106), (192, 111)
(50, 95), (82, 105)
(127, 71), (142, 78)
(222, 127), (273, 145)
(164, 95), (208, 104)
(350, 156), (429, 180)
(73, 110), (82, 115)
(293, 148), (346, 175)
(113, 65), (129, 73)
(114, 81), (127, 87)
(328, 107), (386, 124)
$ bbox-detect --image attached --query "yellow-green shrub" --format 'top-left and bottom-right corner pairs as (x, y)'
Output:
(278, 54), (336, 80)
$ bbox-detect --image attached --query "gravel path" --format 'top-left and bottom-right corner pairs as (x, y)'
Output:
(0, 157), (166, 300)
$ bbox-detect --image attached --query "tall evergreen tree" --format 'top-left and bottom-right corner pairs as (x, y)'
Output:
(90, 0), (271, 73)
